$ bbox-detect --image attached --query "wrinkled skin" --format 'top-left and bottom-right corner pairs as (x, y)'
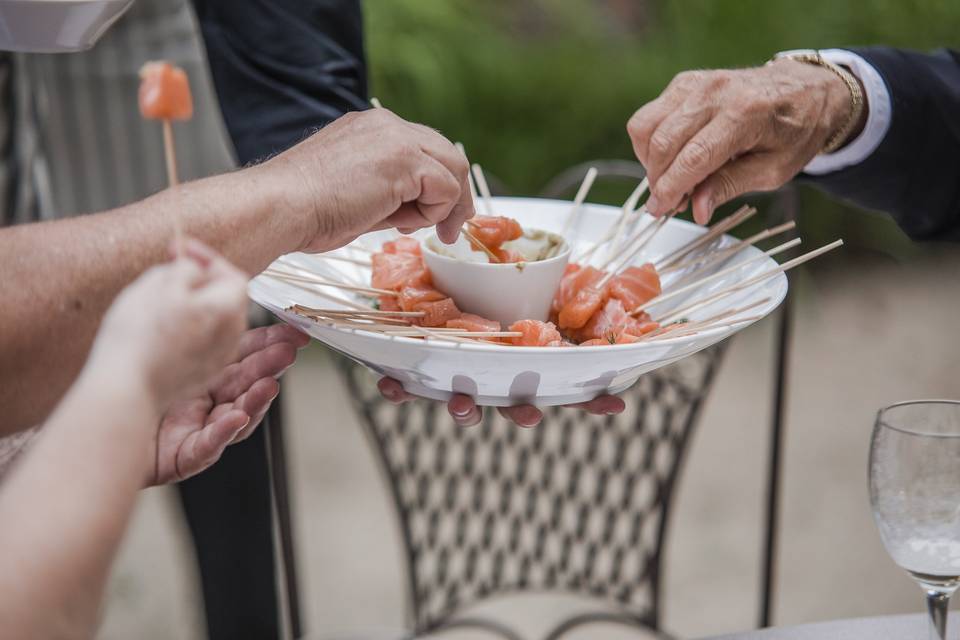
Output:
(264, 108), (476, 252)
(627, 59), (860, 224)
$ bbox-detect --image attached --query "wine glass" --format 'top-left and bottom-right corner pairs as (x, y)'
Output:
(869, 400), (960, 640)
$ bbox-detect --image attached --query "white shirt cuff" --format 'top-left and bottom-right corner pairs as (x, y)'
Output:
(779, 49), (892, 175)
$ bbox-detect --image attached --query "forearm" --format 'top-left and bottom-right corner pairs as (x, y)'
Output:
(0, 165), (306, 435)
(0, 369), (159, 638)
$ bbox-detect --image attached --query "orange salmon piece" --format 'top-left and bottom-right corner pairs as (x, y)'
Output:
(398, 284), (445, 312)
(447, 313), (500, 333)
(507, 319), (563, 346)
(576, 298), (630, 342)
(469, 216), (523, 250)
(609, 263), (661, 311)
(558, 286), (606, 330)
(580, 338), (610, 346)
(491, 247), (523, 263)
(552, 264), (602, 314)
(382, 237), (422, 255)
(138, 61), (193, 121)
(416, 298), (461, 327)
(371, 252), (431, 291)
(378, 294), (401, 312)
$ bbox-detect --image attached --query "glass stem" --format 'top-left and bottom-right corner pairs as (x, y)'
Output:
(926, 589), (950, 640)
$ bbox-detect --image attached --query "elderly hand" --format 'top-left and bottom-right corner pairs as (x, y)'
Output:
(262, 108), (475, 253)
(377, 378), (625, 428)
(627, 58), (862, 224)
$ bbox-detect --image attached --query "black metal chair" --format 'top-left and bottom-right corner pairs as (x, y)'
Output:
(336, 345), (725, 640)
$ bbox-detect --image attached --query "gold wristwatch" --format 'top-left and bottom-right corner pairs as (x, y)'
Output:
(772, 50), (865, 154)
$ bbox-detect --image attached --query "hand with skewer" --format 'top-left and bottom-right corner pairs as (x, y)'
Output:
(264, 107), (476, 253)
(627, 57), (865, 224)
(90, 238), (309, 485)
(377, 378), (625, 428)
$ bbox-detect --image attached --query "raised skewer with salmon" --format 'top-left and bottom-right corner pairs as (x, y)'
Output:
(138, 60), (194, 252)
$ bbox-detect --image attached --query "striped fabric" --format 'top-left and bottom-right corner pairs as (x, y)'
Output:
(3, 0), (236, 225)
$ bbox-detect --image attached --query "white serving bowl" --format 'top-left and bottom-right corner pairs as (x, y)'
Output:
(0, 0), (134, 53)
(421, 229), (570, 326)
(249, 197), (788, 407)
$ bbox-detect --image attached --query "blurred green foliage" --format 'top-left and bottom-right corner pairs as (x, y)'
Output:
(365, 1), (960, 255)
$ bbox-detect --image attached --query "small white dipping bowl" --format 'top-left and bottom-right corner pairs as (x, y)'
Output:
(422, 229), (571, 326)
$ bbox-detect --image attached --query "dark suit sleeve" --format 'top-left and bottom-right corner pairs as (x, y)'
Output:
(192, 0), (369, 165)
(801, 47), (960, 241)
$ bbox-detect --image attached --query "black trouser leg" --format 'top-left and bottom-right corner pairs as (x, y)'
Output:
(177, 422), (280, 640)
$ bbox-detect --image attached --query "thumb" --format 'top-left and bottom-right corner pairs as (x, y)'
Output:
(690, 152), (785, 225)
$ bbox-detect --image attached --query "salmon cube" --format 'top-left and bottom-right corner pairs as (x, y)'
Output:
(138, 61), (193, 121)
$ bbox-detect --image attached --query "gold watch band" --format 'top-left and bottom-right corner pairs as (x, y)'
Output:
(773, 51), (865, 154)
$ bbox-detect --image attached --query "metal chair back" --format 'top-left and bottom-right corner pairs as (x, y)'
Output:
(337, 345), (724, 640)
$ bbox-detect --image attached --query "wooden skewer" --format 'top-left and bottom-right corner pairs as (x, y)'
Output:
(595, 210), (674, 287)
(656, 239), (844, 324)
(274, 255), (368, 288)
(275, 278), (372, 310)
(576, 180), (647, 264)
(630, 237), (801, 316)
(161, 118), (184, 255)
(455, 142), (479, 201)
(324, 313), (411, 325)
(381, 330), (521, 338)
(294, 311), (521, 340)
(650, 314), (767, 341)
(600, 178), (649, 265)
(561, 166), (599, 236)
(461, 227), (500, 263)
(655, 205), (756, 271)
(293, 305), (424, 318)
(471, 164), (497, 217)
(370, 97), (383, 109)
(642, 297), (772, 340)
(316, 254), (372, 268)
(263, 269), (398, 297)
(662, 220), (796, 276)
(347, 244), (376, 255)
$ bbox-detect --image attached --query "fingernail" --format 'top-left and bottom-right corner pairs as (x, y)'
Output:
(453, 407), (471, 418)
(646, 194), (661, 214)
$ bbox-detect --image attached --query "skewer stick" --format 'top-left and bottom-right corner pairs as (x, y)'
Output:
(381, 330), (521, 338)
(655, 205), (756, 271)
(662, 220), (796, 276)
(455, 142), (480, 201)
(656, 239), (844, 324)
(370, 97), (383, 109)
(629, 237), (801, 315)
(561, 167), (598, 236)
(293, 306), (424, 318)
(601, 178), (649, 265)
(274, 255), (367, 287)
(263, 269), (398, 297)
(161, 119), (184, 254)
(641, 297), (772, 340)
(315, 254), (372, 268)
(596, 210), (674, 286)
(347, 244), (376, 255)
(576, 180), (647, 264)
(279, 281), (372, 311)
(651, 314), (767, 341)
(471, 164), (497, 217)
(462, 227), (499, 263)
